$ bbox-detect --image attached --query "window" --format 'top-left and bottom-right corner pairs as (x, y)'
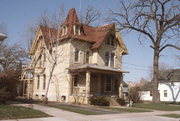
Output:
(164, 90), (167, 97)
(110, 53), (115, 67)
(105, 52), (115, 67)
(105, 52), (109, 66)
(74, 48), (79, 62)
(73, 76), (78, 87)
(114, 79), (118, 91)
(62, 26), (67, 36)
(73, 25), (81, 35)
(107, 35), (115, 46)
(85, 51), (90, 64)
(150, 90), (152, 96)
(43, 74), (46, 90)
(105, 76), (112, 92)
(37, 75), (40, 89)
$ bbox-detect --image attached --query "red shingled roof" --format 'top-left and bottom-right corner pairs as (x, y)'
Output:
(39, 8), (115, 49)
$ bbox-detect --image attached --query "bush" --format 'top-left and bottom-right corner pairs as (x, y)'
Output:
(128, 86), (142, 103)
(116, 98), (125, 106)
(0, 88), (11, 104)
(0, 70), (19, 104)
(89, 97), (110, 106)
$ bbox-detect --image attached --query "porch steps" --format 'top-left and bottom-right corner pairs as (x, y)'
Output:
(109, 97), (120, 106)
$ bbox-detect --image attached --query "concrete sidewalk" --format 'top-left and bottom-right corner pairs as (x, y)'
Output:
(1, 103), (179, 121)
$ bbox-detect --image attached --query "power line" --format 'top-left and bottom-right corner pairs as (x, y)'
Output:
(122, 62), (151, 68)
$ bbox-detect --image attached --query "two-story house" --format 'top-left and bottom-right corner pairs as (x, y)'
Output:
(20, 8), (128, 104)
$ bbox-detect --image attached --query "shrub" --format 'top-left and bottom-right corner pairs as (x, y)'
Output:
(0, 70), (19, 103)
(89, 97), (110, 106)
(0, 88), (11, 104)
(116, 98), (125, 106)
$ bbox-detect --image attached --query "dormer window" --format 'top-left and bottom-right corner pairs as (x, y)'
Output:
(62, 25), (67, 36)
(73, 25), (81, 35)
(107, 35), (115, 46)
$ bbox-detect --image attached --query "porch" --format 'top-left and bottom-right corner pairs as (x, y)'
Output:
(68, 64), (128, 104)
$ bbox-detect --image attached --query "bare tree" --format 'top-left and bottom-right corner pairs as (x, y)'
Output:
(108, 0), (180, 103)
(0, 44), (27, 71)
(79, 6), (101, 26)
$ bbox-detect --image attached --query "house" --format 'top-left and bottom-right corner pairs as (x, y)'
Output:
(140, 69), (180, 102)
(0, 33), (7, 41)
(20, 8), (128, 104)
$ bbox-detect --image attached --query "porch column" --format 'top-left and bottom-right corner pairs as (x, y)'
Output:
(86, 71), (91, 98)
(68, 74), (73, 96)
(119, 74), (123, 98)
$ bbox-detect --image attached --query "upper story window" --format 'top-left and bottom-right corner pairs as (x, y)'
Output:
(74, 48), (79, 62)
(107, 35), (115, 46)
(84, 51), (90, 64)
(62, 25), (67, 36)
(105, 52), (115, 67)
(105, 52), (109, 66)
(73, 25), (81, 35)
(110, 53), (115, 67)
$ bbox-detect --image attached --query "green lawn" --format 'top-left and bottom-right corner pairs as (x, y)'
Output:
(133, 103), (180, 111)
(0, 105), (51, 120)
(159, 114), (180, 118)
(102, 107), (152, 113)
(48, 104), (99, 115)
(46, 103), (152, 115)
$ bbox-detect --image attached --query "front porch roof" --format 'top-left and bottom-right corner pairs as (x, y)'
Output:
(68, 64), (129, 74)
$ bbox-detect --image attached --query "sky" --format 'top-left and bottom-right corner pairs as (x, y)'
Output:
(0, 0), (179, 82)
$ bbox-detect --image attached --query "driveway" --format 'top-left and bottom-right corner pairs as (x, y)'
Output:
(1, 104), (180, 121)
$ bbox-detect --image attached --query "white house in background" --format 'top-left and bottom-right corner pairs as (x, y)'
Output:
(0, 33), (7, 41)
(140, 69), (180, 102)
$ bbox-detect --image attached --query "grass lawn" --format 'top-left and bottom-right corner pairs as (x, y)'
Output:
(48, 104), (99, 115)
(45, 103), (152, 115)
(159, 114), (180, 118)
(133, 103), (180, 111)
(102, 107), (152, 113)
(0, 105), (51, 120)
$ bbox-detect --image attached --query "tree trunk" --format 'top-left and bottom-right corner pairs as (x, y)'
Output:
(152, 49), (160, 103)
(43, 62), (56, 104)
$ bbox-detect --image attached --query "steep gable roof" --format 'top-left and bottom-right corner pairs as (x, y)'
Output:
(37, 8), (128, 54)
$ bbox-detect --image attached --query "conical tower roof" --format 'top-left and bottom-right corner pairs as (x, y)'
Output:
(63, 8), (80, 25)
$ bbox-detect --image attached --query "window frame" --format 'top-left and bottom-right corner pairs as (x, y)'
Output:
(43, 74), (46, 90)
(105, 76), (112, 92)
(73, 75), (78, 87)
(164, 90), (167, 97)
(105, 52), (109, 66)
(37, 75), (40, 89)
(74, 48), (79, 62)
(85, 50), (90, 64)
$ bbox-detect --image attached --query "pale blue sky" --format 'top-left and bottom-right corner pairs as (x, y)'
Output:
(0, 0), (179, 82)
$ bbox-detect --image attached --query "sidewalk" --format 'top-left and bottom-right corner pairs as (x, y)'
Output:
(1, 103), (179, 121)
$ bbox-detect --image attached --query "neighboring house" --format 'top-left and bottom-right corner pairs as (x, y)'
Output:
(20, 8), (128, 104)
(0, 33), (7, 41)
(140, 69), (180, 102)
